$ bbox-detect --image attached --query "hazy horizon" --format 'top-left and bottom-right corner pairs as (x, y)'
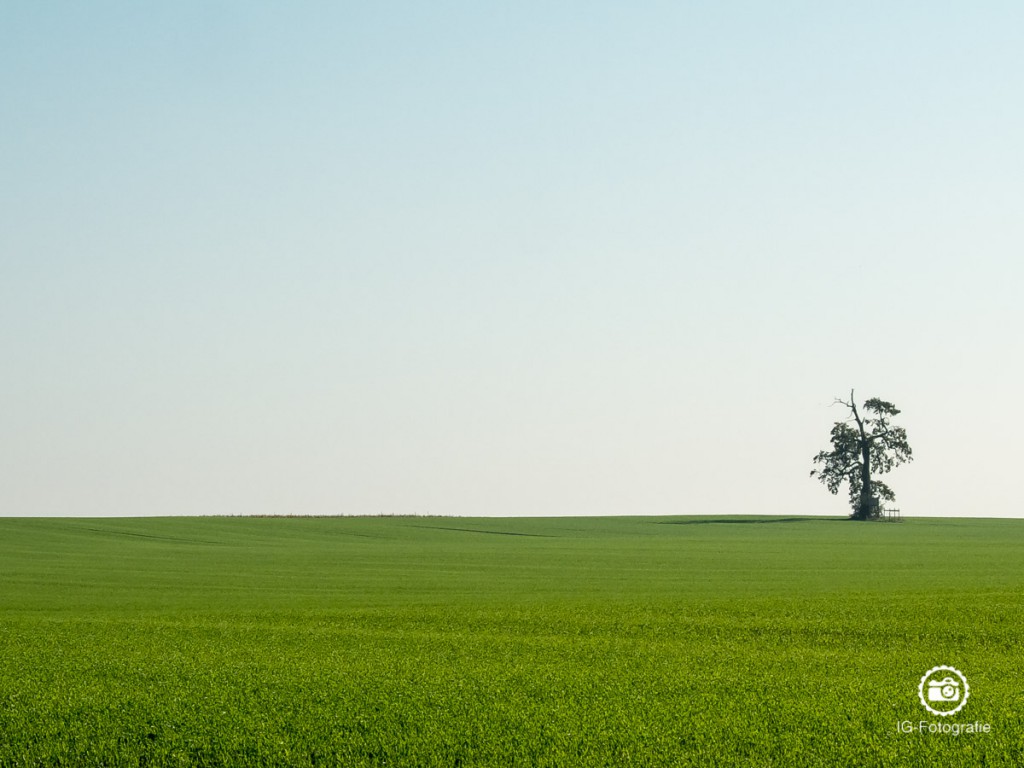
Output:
(3, 3), (1022, 519)
(3, 512), (1020, 521)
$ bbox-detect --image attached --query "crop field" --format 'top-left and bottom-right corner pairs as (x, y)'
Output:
(1, 515), (1022, 766)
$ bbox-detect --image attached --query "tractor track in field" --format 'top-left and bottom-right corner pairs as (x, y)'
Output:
(405, 524), (556, 538)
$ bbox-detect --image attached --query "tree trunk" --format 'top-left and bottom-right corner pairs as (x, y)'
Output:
(849, 391), (874, 521)
(858, 440), (873, 520)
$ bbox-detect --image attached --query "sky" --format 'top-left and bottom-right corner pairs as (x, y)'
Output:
(2, 2), (1022, 518)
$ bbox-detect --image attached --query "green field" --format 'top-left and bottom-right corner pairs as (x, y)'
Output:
(1, 515), (1022, 766)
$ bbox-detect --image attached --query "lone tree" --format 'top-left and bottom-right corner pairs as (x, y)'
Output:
(810, 391), (913, 520)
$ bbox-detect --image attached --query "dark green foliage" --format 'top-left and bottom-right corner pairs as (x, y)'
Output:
(811, 391), (913, 519)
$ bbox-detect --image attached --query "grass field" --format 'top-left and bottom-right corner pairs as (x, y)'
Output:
(1, 515), (1022, 766)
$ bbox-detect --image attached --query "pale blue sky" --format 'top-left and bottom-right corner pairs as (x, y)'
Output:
(2, 2), (1022, 517)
